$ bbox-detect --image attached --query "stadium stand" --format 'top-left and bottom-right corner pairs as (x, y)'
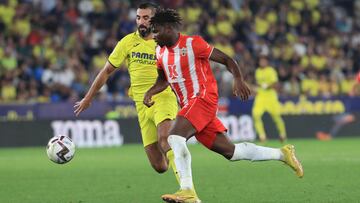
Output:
(0, 0), (359, 103)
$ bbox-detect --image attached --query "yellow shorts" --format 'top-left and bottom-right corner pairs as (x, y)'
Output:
(135, 89), (178, 147)
(252, 96), (281, 116)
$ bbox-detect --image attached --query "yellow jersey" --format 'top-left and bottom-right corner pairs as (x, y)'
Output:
(255, 66), (278, 99)
(108, 31), (171, 102)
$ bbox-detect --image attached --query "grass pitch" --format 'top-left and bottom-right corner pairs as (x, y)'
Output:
(0, 138), (360, 203)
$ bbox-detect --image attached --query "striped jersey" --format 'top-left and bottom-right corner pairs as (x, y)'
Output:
(156, 34), (218, 107)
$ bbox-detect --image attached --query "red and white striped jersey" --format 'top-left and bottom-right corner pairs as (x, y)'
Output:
(156, 34), (218, 107)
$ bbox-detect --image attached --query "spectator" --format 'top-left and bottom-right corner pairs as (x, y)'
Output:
(0, 0), (360, 104)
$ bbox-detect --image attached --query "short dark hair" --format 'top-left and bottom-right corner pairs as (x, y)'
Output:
(150, 8), (182, 29)
(138, 2), (158, 10)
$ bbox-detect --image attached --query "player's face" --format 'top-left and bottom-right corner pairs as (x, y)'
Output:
(152, 24), (172, 47)
(136, 8), (154, 38)
(259, 57), (268, 67)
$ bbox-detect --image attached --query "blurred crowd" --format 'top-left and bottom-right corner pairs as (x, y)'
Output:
(0, 0), (360, 103)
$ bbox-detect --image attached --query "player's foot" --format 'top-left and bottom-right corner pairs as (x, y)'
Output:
(316, 131), (332, 141)
(343, 114), (355, 123)
(281, 144), (304, 178)
(161, 189), (201, 203)
(259, 137), (267, 143)
(279, 136), (287, 143)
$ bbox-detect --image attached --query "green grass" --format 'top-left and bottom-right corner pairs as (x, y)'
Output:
(1, 138), (360, 203)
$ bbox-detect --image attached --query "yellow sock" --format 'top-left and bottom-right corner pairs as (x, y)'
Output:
(272, 114), (287, 139)
(166, 150), (180, 184)
(253, 114), (266, 140)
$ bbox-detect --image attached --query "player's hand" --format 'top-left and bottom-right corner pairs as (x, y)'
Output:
(233, 78), (251, 101)
(74, 98), (92, 116)
(143, 91), (155, 108)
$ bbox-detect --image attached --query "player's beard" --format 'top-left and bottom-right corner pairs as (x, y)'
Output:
(138, 25), (151, 38)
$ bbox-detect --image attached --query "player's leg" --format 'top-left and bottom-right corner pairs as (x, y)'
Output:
(197, 118), (303, 178)
(213, 134), (303, 177)
(268, 99), (287, 141)
(252, 98), (267, 142)
(198, 118), (283, 161)
(153, 90), (180, 183)
(144, 142), (168, 173)
(212, 133), (283, 161)
(142, 119), (168, 173)
(162, 97), (214, 203)
(162, 116), (200, 203)
(330, 113), (355, 137)
(136, 102), (168, 173)
(156, 119), (181, 183)
(168, 115), (197, 186)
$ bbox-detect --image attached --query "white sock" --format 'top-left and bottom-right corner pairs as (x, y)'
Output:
(230, 142), (283, 161)
(167, 135), (193, 190)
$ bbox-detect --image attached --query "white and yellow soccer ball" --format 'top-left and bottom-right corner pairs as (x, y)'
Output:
(46, 135), (75, 164)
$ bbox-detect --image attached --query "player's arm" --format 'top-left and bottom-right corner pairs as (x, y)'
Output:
(210, 48), (251, 101)
(263, 68), (279, 90)
(260, 81), (278, 90)
(143, 69), (169, 107)
(74, 61), (116, 116)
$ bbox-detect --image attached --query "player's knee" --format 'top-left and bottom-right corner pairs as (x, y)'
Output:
(152, 162), (168, 173)
(158, 135), (170, 152)
(252, 111), (262, 119)
(223, 151), (234, 160)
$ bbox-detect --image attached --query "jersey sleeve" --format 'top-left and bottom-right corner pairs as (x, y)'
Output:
(192, 36), (214, 59)
(108, 38), (127, 68)
(155, 46), (163, 70)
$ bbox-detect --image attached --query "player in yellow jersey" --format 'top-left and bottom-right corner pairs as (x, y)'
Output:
(252, 56), (287, 142)
(74, 2), (180, 185)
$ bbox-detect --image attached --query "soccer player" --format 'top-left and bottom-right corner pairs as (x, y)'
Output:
(252, 56), (287, 142)
(73, 2), (181, 185)
(144, 9), (304, 203)
(316, 71), (360, 140)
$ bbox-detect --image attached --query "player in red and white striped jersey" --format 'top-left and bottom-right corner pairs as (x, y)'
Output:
(155, 34), (219, 108)
(144, 8), (303, 203)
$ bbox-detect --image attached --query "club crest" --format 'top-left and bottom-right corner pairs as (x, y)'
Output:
(180, 47), (187, 56)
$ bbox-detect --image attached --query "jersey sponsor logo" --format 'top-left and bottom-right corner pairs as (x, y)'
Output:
(131, 52), (156, 65)
(180, 47), (187, 56)
(168, 64), (178, 79)
(133, 43), (140, 47)
(167, 64), (185, 83)
(131, 52), (156, 60)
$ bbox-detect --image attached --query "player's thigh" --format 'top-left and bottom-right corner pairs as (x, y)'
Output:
(210, 133), (235, 160)
(153, 90), (178, 135)
(196, 117), (227, 149)
(266, 99), (282, 116)
(252, 98), (266, 117)
(135, 102), (158, 147)
(176, 96), (217, 138)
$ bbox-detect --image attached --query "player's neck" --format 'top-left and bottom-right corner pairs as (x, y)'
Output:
(166, 33), (180, 48)
(142, 33), (154, 41)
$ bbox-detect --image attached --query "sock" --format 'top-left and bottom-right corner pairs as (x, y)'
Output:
(166, 149), (180, 184)
(230, 142), (283, 161)
(167, 135), (193, 190)
(271, 114), (287, 138)
(253, 113), (266, 140)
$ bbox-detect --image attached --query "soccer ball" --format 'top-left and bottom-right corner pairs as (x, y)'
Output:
(46, 135), (75, 164)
